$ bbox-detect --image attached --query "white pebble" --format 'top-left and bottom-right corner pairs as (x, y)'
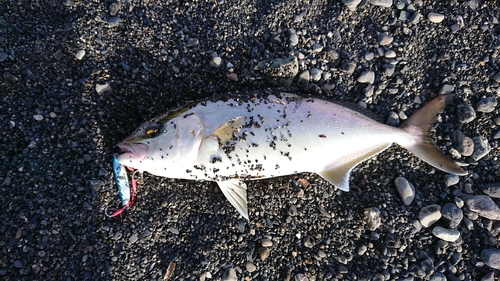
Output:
(428, 12), (445, 23)
(432, 226), (460, 242)
(33, 115), (44, 121)
(75, 49), (85, 60)
(419, 205), (442, 228)
(395, 176), (415, 206)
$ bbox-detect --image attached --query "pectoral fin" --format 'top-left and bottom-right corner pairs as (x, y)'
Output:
(216, 180), (249, 220)
(318, 143), (390, 191)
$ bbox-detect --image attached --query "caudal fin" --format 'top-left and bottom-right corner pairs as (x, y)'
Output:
(400, 95), (467, 176)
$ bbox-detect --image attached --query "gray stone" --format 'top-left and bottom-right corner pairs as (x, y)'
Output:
(357, 70), (375, 84)
(378, 33), (393, 45)
(246, 262), (257, 272)
(310, 68), (322, 82)
(476, 97), (497, 113)
(481, 272), (495, 281)
(109, 2), (121, 15)
(483, 183), (500, 198)
(429, 272), (447, 281)
(471, 136), (491, 161)
(222, 268), (238, 281)
(129, 233), (139, 243)
(210, 56), (222, 67)
(258, 247), (271, 261)
(297, 70), (310, 88)
(432, 226), (460, 242)
(451, 130), (474, 156)
(481, 249), (500, 270)
(466, 195), (500, 220)
(289, 31), (299, 46)
(369, 0), (392, 8)
(428, 12), (445, 23)
(444, 174), (460, 187)
(395, 176), (415, 205)
(441, 203), (463, 228)
(95, 83), (113, 94)
(493, 72), (500, 83)
(364, 207), (382, 230)
(456, 103), (476, 124)
(108, 16), (121, 27)
(75, 49), (85, 60)
(419, 205), (442, 228)
(439, 84), (455, 95)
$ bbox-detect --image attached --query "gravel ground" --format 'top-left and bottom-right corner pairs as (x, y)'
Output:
(1, 0), (500, 280)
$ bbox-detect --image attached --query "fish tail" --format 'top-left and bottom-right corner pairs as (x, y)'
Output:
(399, 95), (467, 176)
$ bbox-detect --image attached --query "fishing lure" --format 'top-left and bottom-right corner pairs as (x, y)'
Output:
(105, 156), (136, 217)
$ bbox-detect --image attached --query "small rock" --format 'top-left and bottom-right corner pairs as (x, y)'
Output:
(456, 103), (476, 124)
(33, 115), (44, 121)
(481, 249), (500, 270)
(225, 72), (238, 81)
(246, 262), (257, 273)
(378, 33), (393, 46)
(467, 195), (500, 220)
(471, 136), (491, 161)
(428, 12), (445, 23)
(258, 247), (271, 261)
(297, 70), (310, 88)
(341, 59), (356, 74)
(432, 226), (460, 242)
(3, 72), (18, 82)
(357, 70), (375, 84)
(384, 50), (396, 58)
(493, 72), (500, 83)
(439, 84), (455, 95)
(75, 49), (85, 60)
(364, 207), (382, 230)
(444, 174), (460, 187)
(108, 16), (121, 27)
(483, 183), (500, 198)
(0, 52), (8, 61)
(419, 205), (442, 228)
(312, 43), (323, 53)
(53, 49), (64, 60)
(13, 260), (23, 268)
(476, 97), (497, 113)
(261, 238), (273, 247)
(441, 203), (463, 228)
(369, 0), (392, 7)
(210, 56), (222, 68)
(109, 2), (120, 15)
(257, 56), (298, 86)
(481, 272), (495, 281)
(395, 176), (415, 206)
(222, 268), (237, 281)
(451, 130), (474, 156)
(129, 233), (139, 244)
(95, 83), (113, 94)
(310, 68), (322, 82)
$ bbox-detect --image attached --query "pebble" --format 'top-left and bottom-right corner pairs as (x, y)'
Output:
(419, 205), (442, 228)
(108, 16), (121, 27)
(210, 56), (222, 68)
(467, 195), (500, 220)
(395, 176), (415, 206)
(222, 268), (237, 281)
(3, 72), (18, 82)
(378, 33), (393, 46)
(261, 238), (273, 247)
(439, 84), (455, 95)
(53, 49), (64, 60)
(483, 183), (500, 198)
(451, 130), (474, 156)
(297, 70), (310, 88)
(369, 0), (392, 8)
(129, 233), (139, 243)
(481, 272), (495, 281)
(13, 260), (23, 268)
(341, 59), (356, 74)
(75, 49), (85, 60)
(95, 83), (113, 94)
(471, 136), (491, 161)
(312, 43), (323, 53)
(441, 203), (463, 228)
(430, 272), (447, 281)
(246, 262), (257, 272)
(493, 72), (500, 83)
(364, 52), (375, 61)
(444, 174), (460, 187)
(310, 68), (322, 82)
(258, 247), (270, 261)
(0, 52), (8, 61)
(476, 97), (497, 113)
(481, 249), (500, 269)
(109, 2), (120, 15)
(456, 103), (476, 124)
(342, 0), (362, 11)
(357, 70), (375, 84)
(289, 31), (298, 47)
(33, 115), (44, 121)
(428, 12), (445, 23)
(364, 207), (382, 230)
(384, 50), (396, 58)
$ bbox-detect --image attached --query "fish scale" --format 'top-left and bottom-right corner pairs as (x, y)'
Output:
(117, 93), (467, 220)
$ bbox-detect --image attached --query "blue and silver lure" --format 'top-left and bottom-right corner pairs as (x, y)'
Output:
(106, 156), (135, 217)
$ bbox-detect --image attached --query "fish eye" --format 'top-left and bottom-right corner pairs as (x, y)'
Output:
(145, 124), (162, 138)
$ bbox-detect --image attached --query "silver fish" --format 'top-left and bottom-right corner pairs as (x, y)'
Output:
(117, 93), (466, 219)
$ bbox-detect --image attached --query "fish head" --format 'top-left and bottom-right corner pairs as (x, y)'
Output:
(117, 112), (205, 174)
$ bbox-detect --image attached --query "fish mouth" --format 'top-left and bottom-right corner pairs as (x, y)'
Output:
(117, 142), (148, 161)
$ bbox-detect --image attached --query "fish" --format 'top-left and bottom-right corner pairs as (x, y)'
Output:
(117, 93), (467, 219)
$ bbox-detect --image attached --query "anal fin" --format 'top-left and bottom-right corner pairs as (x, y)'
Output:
(216, 180), (249, 220)
(318, 143), (391, 191)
